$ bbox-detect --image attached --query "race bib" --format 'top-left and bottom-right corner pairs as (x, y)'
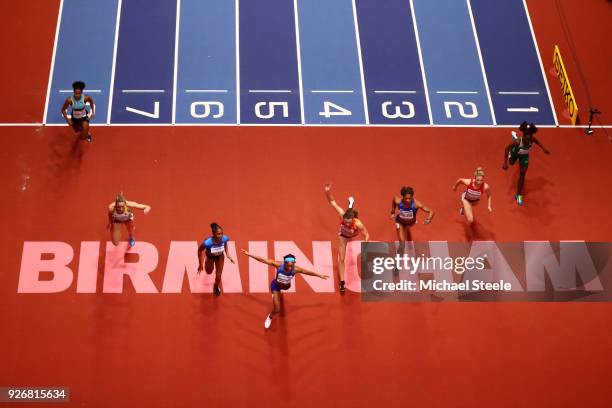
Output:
(209, 245), (224, 255)
(72, 109), (87, 119)
(276, 274), (292, 284)
(400, 210), (414, 220)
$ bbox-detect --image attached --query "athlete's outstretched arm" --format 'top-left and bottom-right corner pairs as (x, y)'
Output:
(356, 219), (370, 242)
(241, 249), (280, 267)
(106, 203), (115, 229)
(324, 183), (345, 217)
(86, 95), (95, 120)
(126, 201), (151, 214)
(61, 98), (72, 125)
(452, 178), (470, 191)
(532, 136), (550, 154)
(390, 196), (399, 218)
(502, 142), (516, 169)
(416, 200), (435, 224)
(485, 183), (493, 212)
(295, 266), (328, 279)
(197, 244), (206, 272)
(224, 243), (235, 263)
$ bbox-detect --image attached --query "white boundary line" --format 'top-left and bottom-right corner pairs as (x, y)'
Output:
(523, 0), (558, 126)
(293, 0), (305, 124)
(466, 0), (497, 125)
(42, 0), (65, 124)
(409, 0), (433, 125)
(106, 0), (123, 124)
(172, 0), (181, 124)
(4, 122), (609, 128)
(235, 0), (241, 124)
(351, 0), (370, 124)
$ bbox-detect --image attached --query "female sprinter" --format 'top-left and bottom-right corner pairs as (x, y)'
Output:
(390, 186), (434, 257)
(197, 222), (235, 296)
(107, 192), (151, 247)
(241, 250), (328, 329)
(452, 167), (492, 225)
(502, 121), (550, 205)
(324, 183), (370, 293)
(61, 81), (95, 142)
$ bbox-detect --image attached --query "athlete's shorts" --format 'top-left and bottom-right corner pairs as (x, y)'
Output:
(206, 253), (224, 261)
(509, 149), (529, 168)
(270, 279), (290, 292)
(395, 215), (416, 228)
(461, 192), (480, 205)
(112, 213), (134, 224)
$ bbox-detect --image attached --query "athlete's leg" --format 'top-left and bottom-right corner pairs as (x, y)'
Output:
(204, 257), (215, 274)
(395, 222), (408, 256)
(111, 222), (122, 246)
(461, 197), (475, 225)
(337, 236), (349, 291)
(213, 256), (224, 295)
(517, 165), (528, 196)
(80, 120), (91, 141)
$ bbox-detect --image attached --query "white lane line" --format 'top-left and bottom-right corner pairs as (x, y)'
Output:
(172, 0), (181, 124)
(522, 0), (558, 125)
(374, 90), (417, 94)
(436, 91), (479, 94)
(498, 91), (541, 95)
(185, 89), (228, 93)
(409, 0), (432, 124)
(311, 90), (355, 93)
(351, 0), (370, 124)
(293, 0), (305, 124)
(235, 0), (241, 124)
(121, 89), (166, 93)
(42, 0), (65, 124)
(248, 90), (292, 93)
(467, 0), (496, 125)
(107, 0), (123, 124)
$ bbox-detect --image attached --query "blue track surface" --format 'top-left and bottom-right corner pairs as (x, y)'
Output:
(45, 0), (556, 126)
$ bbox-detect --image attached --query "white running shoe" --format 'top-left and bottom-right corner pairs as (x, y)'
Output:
(264, 314), (272, 329)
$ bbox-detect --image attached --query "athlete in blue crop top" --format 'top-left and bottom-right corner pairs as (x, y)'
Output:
(198, 222), (235, 296)
(61, 81), (95, 142)
(390, 186), (434, 262)
(242, 250), (328, 329)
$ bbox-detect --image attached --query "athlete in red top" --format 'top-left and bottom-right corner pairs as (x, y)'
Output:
(452, 167), (492, 225)
(325, 183), (369, 293)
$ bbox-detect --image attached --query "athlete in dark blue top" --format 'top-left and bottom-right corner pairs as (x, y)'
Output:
(242, 249), (328, 329)
(198, 222), (234, 296)
(390, 186), (434, 262)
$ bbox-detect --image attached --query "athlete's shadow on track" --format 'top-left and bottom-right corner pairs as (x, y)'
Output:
(459, 219), (497, 241)
(504, 175), (555, 224)
(48, 132), (85, 182)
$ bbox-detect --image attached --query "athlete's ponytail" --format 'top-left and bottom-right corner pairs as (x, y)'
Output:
(210, 222), (222, 234)
(115, 191), (126, 204)
(343, 208), (359, 219)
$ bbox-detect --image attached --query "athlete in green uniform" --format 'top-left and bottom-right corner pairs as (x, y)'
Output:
(502, 122), (550, 205)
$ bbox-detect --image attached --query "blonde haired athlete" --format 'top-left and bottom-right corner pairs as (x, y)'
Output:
(452, 167), (492, 225)
(107, 192), (151, 247)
